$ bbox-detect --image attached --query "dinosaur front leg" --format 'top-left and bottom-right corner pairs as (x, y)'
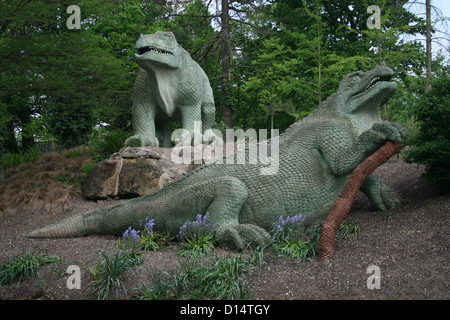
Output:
(320, 122), (407, 177)
(125, 103), (160, 147)
(360, 174), (401, 211)
(125, 69), (160, 147)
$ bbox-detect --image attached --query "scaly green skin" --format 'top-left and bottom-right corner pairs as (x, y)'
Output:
(124, 31), (215, 148)
(23, 63), (407, 249)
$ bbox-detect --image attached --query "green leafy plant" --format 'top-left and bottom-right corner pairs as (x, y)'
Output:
(24, 145), (41, 163)
(126, 137), (142, 147)
(88, 128), (131, 161)
(271, 213), (319, 261)
(404, 69), (450, 189)
(82, 162), (95, 179)
(185, 254), (254, 300)
(87, 248), (136, 300)
(66, 150), (82, 158)
(2, 146), (41, 170)
(137, 252), (257, 300)
(2, 152), (25, 170)
(118, 218), (172, 252)
(56, 175), (71, 184)
(0, 249), (63, 286)
(63, 146), (90, 159)
(45, 95), (95, 150)
(138, 218), (172, 251)
(336, 218), (361, 240)
(138, 268), (184, 300)
(177, 213), (218, 257)
(119, 227), (144, 266)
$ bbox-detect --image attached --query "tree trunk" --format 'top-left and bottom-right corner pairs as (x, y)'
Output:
(377, 9), (387, 119)
(0, 142), (4, 184)
(221, 0), (233, 128)
(18, 112), (35, 151)
(425, 0), (432, 92)
(270, 103), (274, 130)
(317, 4), (322, 105)
(4, 120), (19, 154)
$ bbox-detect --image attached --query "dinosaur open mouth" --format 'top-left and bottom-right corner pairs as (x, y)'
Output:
(358, 75), (392, 95)
(137, 46), (171, 55)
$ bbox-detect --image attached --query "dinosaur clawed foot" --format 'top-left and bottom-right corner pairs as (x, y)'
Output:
(217, 224), (272, 250)
(371, 121), (408, 144)
(380, 186), (402, 210)
(371, 185), (402, 211)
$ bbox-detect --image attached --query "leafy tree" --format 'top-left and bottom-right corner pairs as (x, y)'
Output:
(44, 95), (94, 149)
(270, 0), (427, 119)
(0, 1), (133, 151)
(165, 0), (281, 128)
(404, 66), (450, 189)
(238, 33), (310, 131)
(1, 0), (446, 164)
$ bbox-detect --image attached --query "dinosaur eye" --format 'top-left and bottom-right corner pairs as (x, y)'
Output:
(163, 34), (172, 46)
(350, 75), (359, 84)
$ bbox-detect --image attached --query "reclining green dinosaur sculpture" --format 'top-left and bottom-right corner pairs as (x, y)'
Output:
(124, 31), (215, 148)
(23, 63), (407, 250)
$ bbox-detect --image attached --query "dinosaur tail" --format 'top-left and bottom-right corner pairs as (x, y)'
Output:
(22, 205), (121, 238)
(22, 175), (200, 239)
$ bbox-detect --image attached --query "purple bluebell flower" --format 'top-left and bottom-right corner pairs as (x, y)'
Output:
(123, 226), (140, 243)
(273, 213), (305, 240)
(177, 212), (218, 241)
(140, 217), (155, 234)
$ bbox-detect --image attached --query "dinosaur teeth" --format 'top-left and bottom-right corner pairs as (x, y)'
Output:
(361, 77), (381, 93)
(139, 46), (170, 55)
(149, 46), (169, 55)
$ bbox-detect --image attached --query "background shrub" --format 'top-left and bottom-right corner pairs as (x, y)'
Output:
(89, 128), (131, 161)
(404, 68), (450, 190)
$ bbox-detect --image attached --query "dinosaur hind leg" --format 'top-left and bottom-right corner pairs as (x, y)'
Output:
(204, 176), (271, 249)
(360, 174), (401, 211)
(201, 101), (215, 132)
(99, 176), (271, 249)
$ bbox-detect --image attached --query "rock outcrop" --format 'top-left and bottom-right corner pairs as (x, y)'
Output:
(83, 146), (197, 199)
(83, 144), (234, 199)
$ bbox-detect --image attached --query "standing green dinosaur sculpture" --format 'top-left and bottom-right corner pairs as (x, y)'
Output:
(23, 63), (407, 250)
(124, 31), (215, 148)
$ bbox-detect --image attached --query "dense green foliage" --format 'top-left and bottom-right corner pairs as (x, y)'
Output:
(0, 0), (448, 183)
(404, 66), (450, 189)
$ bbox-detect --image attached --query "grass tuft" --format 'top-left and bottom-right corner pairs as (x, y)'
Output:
(0, 249), (63, 286)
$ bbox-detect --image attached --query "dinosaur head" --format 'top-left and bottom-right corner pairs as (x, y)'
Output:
(338, 62), (397, 113)
(333, 63), (397, 134)
(134, 31), (182, 70)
